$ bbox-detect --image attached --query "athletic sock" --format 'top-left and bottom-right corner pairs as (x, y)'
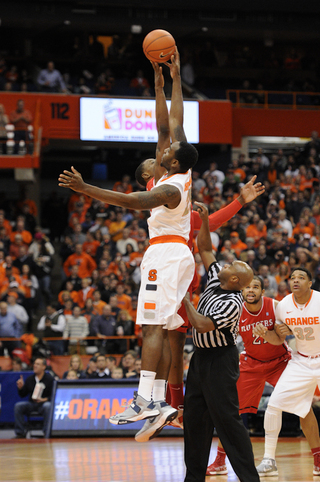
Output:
(168, 383), (184, 409)
(263, 406), (282, 460)
(137, 370), (156, 401)
(152, 379), (167, 402)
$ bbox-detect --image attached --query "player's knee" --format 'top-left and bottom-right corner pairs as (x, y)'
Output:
(264, 405), (282, 435)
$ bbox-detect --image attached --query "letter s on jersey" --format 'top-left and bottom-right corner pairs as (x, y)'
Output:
(148, 269), (157, 281)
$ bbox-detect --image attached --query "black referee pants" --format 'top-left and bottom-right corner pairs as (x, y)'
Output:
(184, 345), (259, 482)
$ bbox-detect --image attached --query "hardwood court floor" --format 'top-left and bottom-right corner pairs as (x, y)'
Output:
(0, 436), (316, 481)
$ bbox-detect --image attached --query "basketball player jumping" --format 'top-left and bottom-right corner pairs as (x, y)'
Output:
(59, 49), (198, 434)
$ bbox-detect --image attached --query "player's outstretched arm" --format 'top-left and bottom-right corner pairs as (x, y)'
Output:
(183, 292), (215, 333)
(195, 202), (216, 272)
(167, 48), (186, 143)
(193, 175), (265, 233)
(152, 61), (169, 183)
(58, 166), (181, 210)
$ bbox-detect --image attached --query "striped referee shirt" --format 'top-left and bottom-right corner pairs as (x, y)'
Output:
(193, 262), (243, 348)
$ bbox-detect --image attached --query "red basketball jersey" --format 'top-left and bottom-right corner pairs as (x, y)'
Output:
(239, 296), (289, 362)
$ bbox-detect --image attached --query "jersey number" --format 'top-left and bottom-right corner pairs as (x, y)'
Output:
(252, 334), (268, 345)
(148, 269), (157, 281)
(293, 327), (315, 341)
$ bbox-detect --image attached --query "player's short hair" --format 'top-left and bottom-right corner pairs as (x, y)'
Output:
(253, 275), (264, 290)
(290, 267), (312, 281)
(175, 141), (198, 172)
(135, 160), (148, 187)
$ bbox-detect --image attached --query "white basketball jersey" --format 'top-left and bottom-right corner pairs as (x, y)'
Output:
(147, 169), (192, 241)
(276, 290), (320, 356)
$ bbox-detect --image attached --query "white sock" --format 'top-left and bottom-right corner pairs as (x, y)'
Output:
(138, 370), (156, 401)
(152, 379), (167, 401)
(263, 405), (282, 460)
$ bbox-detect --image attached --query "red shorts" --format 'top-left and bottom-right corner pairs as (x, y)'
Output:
(176, 284), (193, 333)
(237, 351), (291, 413)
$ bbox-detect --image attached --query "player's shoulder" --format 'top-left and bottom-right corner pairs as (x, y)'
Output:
(311, 289), (320, 299)
(277, 293), (293, 309)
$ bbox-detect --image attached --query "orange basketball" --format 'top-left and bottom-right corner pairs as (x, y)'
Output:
(143, 29), (176, 63)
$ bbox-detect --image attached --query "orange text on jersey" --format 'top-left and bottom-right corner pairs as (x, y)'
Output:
(285, 316), (319, 325)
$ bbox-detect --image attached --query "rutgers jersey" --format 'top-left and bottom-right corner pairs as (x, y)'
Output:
(147, 170), (192, 242)
(239, 296), (288, 362)
(276, 290), (320, 356)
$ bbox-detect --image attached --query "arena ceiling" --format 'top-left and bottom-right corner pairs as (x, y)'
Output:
(1, 1), (320, 42)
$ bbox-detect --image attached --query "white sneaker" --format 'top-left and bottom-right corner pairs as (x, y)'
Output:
(256, 458), (278, 476)
(109, 392), (159, 425)
(135, 401), (178, 442)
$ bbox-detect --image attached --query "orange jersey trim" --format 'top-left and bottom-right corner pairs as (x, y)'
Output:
(292, 290), (313, 310)
(149, 235), (187, 246)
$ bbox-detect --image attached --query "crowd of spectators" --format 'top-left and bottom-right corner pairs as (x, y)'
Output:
(1, 133), (320, 379)
(1, 33), (320, 100)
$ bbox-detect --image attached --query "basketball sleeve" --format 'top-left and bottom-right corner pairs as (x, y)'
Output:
(192, 199), (242, 231)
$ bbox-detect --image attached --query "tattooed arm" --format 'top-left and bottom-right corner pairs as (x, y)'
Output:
(59, 166), (181, 210)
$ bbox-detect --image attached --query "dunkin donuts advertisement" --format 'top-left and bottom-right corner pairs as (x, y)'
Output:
(80, 97), (199, 143)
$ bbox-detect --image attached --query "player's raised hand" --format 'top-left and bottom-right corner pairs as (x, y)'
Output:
(238, 175), (265, 205)
(165, 47), (180, 78)
(58, 166), (85, 193)
(194, 201), (209, 221)
(151, 61), (164, 89)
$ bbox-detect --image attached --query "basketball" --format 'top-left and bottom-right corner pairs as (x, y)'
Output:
(143, 29), (176, 63)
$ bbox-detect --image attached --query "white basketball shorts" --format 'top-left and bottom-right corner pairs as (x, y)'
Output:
(267, 351), (320, 418)
(136, 242), (194, 330)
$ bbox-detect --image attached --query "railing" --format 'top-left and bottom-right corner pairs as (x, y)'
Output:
(0, 335), (136, 355)
(0, 335), (193, 356)
(226, 89), (320, 109)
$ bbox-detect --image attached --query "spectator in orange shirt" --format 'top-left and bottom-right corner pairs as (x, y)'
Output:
(58, 281), (78, 307)
(299, 168), (317, 193)
(246, 216), (267, 248)
(292, 216), (314, 238)
(67, 193), (92, 213)
(63, 243), (97, 279)
(113, 174), (133, 194)
(229, 232), (248, 258)
(0, 210), (12, 237)
(275, 262), (290, 285)
(76, 277), (95, 309)
(9, 234), (29, 260)
(10, 217), (32, 245)
(115, 283), (132, 312)
(275, 280), (290, 301)
(0, 267), (25, 300)
(9, 99), (33, 154)
(82, 231), (100, 259)
(109, 211), (127, 242)
(92, 289), (107, 315)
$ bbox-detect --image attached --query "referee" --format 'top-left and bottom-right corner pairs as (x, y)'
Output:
(183, 202), (260, 482)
